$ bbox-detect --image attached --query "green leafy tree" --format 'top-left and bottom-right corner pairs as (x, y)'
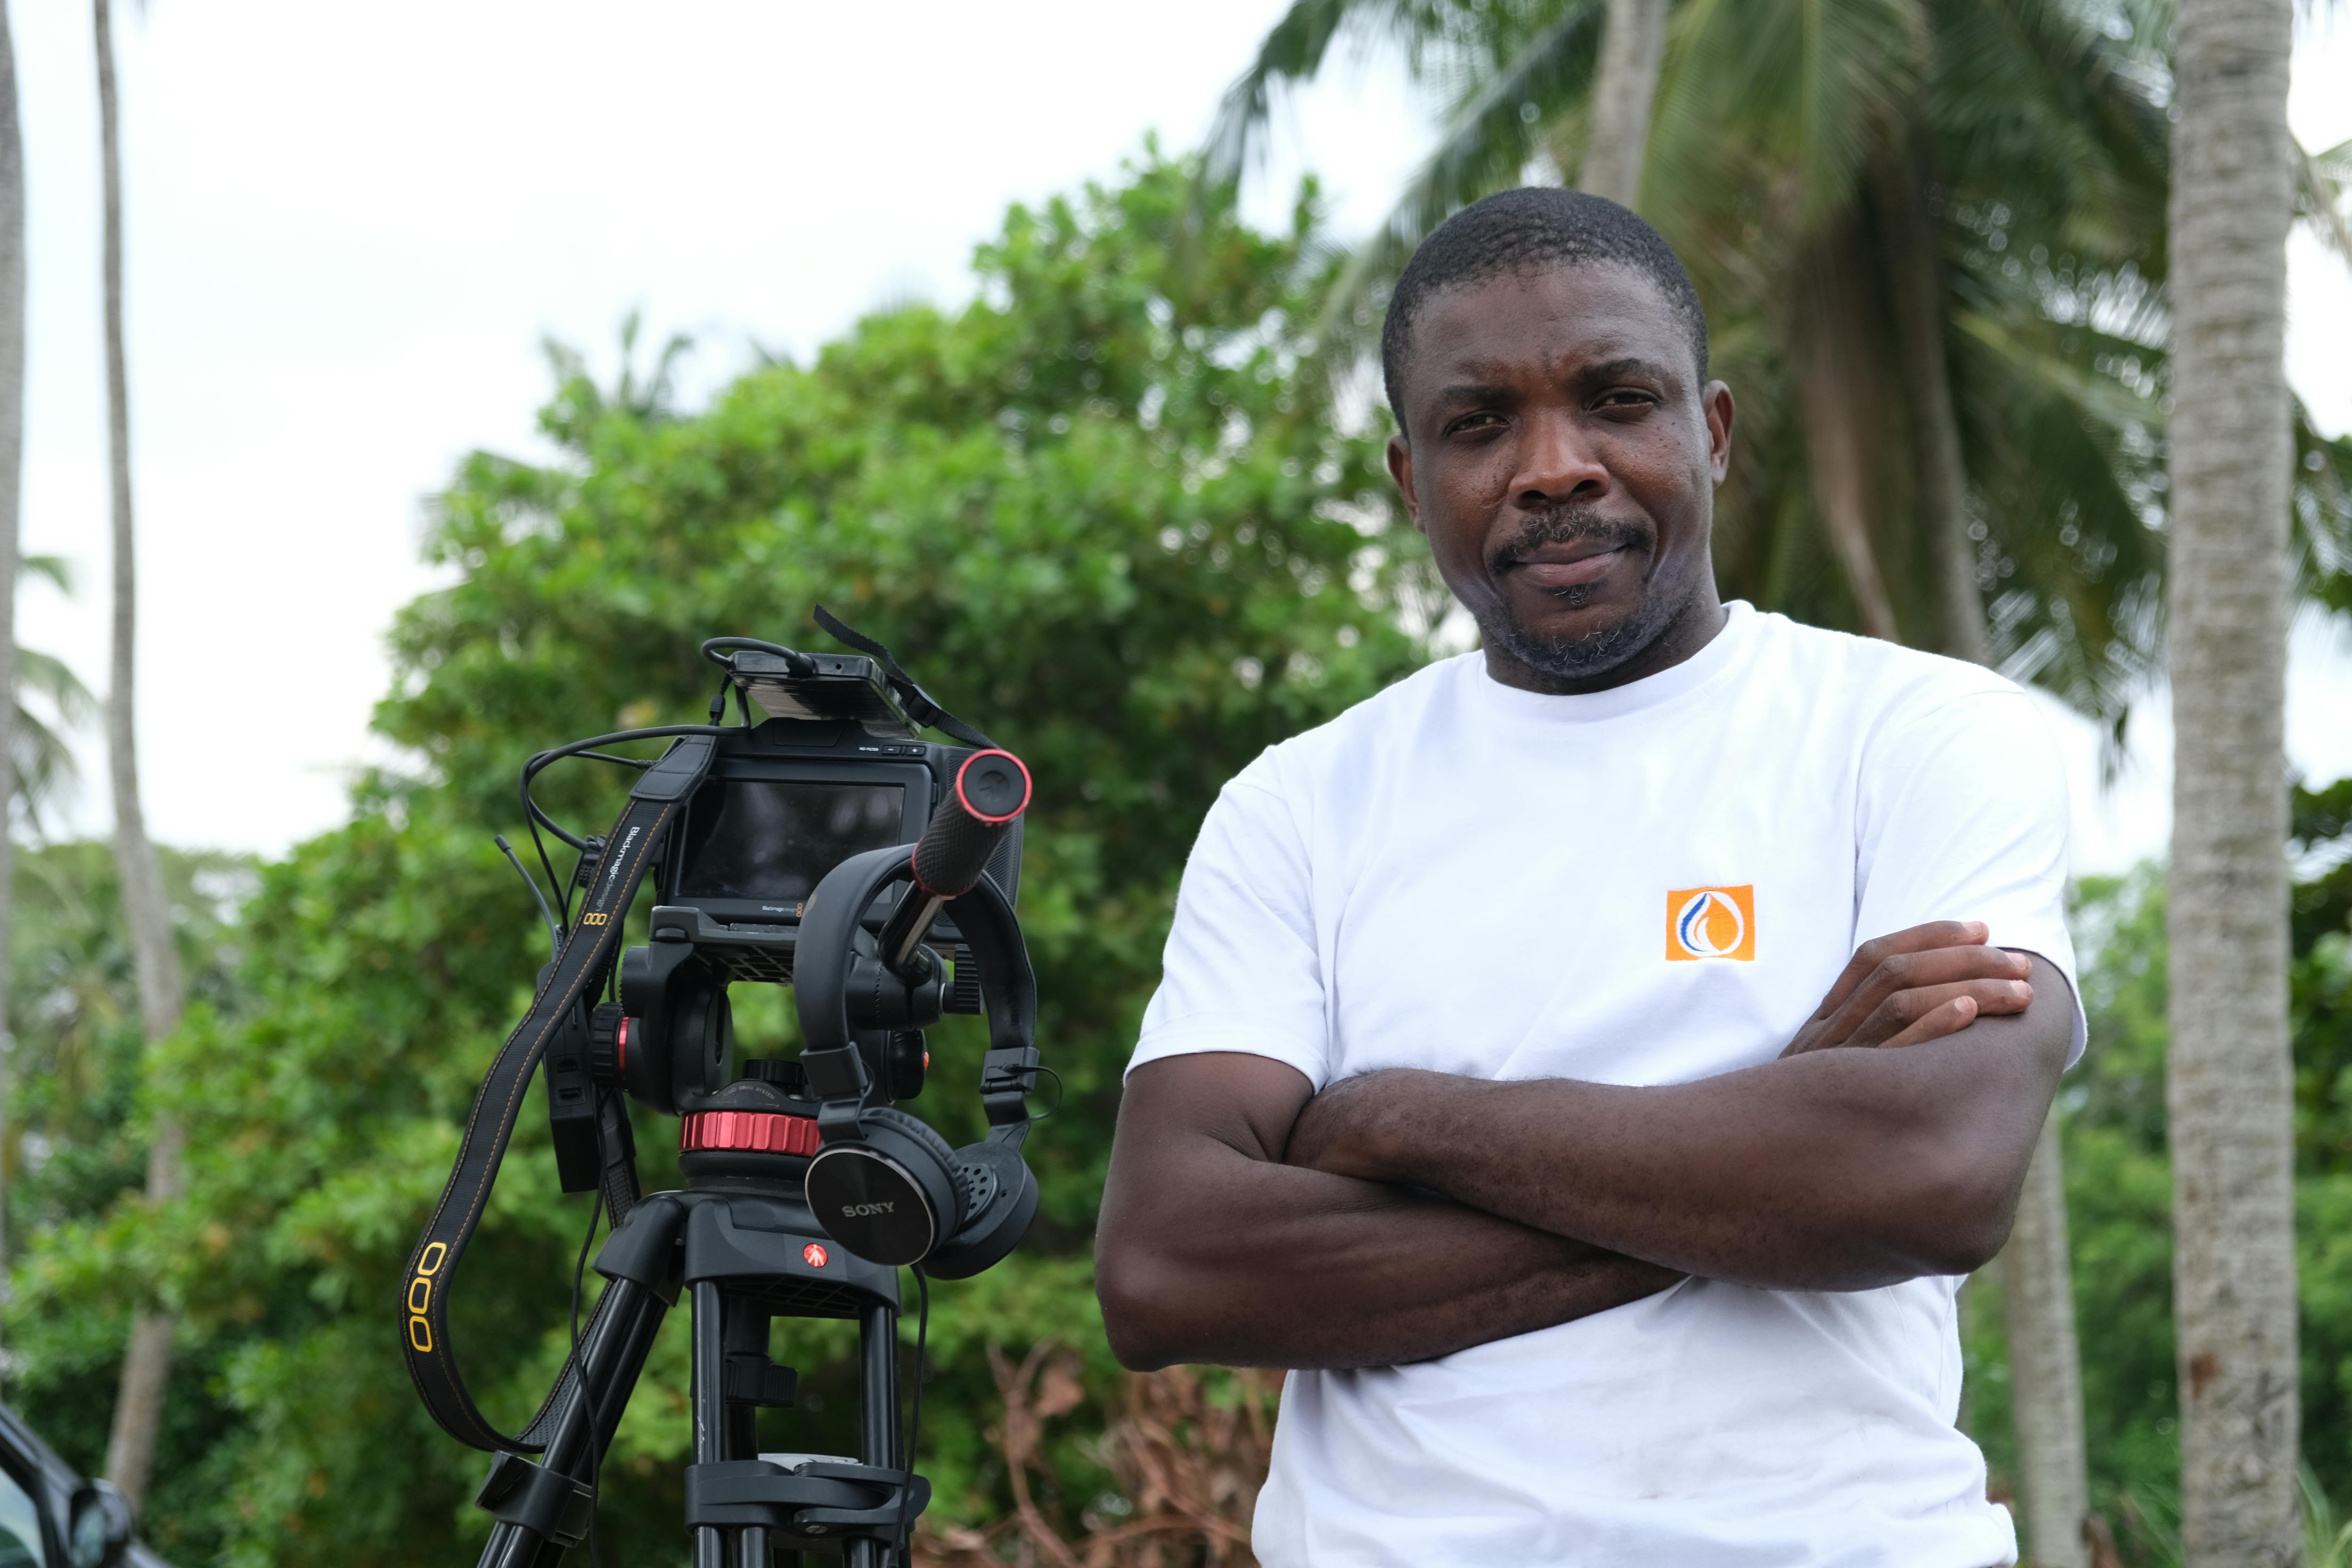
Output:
(5, 152), (1436, 1565)
(1, 840), (252, 1559)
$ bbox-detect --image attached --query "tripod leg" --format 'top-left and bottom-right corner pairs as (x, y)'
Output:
(724, 1298), (771, 1568)
(690, 1280), (731, 1568)
(850, 1302), (901, 1568)
(477, 1270), (671, 1568)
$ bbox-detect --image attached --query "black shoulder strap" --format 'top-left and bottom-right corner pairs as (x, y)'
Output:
(401, 734), (715, 1453)
(812, 605), (998, 750)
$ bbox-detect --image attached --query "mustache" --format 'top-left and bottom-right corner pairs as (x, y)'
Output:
(1487, 506), (1655, 573)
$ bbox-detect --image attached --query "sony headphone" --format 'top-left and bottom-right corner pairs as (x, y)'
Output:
(786, 839), (1043, 1279)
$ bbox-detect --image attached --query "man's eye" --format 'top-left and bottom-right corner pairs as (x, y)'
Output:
(1446, 413), (1504, 436)
(1596, 390), (1659, 411)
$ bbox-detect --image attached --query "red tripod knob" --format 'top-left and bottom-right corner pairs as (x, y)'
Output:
(678, 1110), (820, 1157)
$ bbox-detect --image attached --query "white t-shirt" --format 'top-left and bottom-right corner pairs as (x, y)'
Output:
(1128, 602), (2084, 1568)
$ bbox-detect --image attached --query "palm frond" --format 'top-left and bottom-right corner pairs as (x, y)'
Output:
(1311, 0), (1608, 348)
(2297, 133), (2352, 270)
(16, 648), (96, 725)
(2294, 399), (2352, 618)
(10, 705), (81, 838)
(1659, 0), (1917, 229)
(4, 645), (97, 837)
(1200, 0), (1427, 190)
(19, 553), (72, 595)
(1928, 0), (2170, 272)
(1949, 277), (2167, 732)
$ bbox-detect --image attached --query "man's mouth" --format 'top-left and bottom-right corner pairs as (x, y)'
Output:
(1507, 541), (1631, 592)
(1487, 511), (1654, 597)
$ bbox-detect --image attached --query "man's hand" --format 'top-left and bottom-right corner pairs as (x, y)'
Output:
(1780, 920), (2034, 1057)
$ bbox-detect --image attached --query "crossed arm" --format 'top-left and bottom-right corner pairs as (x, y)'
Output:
(1093, 923), (2075, 1372)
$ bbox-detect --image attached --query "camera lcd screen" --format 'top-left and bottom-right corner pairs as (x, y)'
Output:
(676, 780), (908, 906)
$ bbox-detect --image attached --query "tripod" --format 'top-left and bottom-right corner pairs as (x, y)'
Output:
(473, 1146), (927, 1568)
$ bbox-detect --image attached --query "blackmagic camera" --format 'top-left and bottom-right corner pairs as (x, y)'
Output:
(573, 641), (1024, 1115)
(406, 615), (1045, 1566)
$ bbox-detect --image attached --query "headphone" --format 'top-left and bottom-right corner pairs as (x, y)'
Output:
(788, 842), (1042, 1279)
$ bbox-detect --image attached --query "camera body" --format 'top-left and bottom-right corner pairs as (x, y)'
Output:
(578, 650), (1023, 1123)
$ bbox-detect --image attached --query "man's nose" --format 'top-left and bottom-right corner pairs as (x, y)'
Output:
(1512, 410), (1610, 508)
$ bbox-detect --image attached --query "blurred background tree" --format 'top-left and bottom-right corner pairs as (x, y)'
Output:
(3, 152), (1433, 1565)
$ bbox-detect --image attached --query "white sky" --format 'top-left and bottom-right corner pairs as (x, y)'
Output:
(9, 1), (2352, 876)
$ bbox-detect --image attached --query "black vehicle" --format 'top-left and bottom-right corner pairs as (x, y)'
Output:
(0, 1401), (162, 1568)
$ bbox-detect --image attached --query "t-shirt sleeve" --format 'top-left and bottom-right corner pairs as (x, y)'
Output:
(1126, 772), (1332, 1089)
(1853, 685), (2088, 1066)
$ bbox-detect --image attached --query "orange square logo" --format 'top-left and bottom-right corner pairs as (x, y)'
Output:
(1667, 885), (1755, 961)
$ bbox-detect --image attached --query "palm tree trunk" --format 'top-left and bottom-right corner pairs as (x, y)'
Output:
(2000, 1120), (2089, 1567)
(0, 0), (23, 1283)
(1580, 0), (1668, 210)
(93, 0), (185, 1516)
(1878, 141), (1989, 667)
(2165, 0), (2299, 1561)
(1797, 226), (1900, 642)
(1878, 137), (2087, 1564)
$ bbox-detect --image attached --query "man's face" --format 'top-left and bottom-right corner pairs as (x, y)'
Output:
(1386, 264), (1734, 686)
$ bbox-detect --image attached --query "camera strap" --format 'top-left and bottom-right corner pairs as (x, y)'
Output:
(813, 606), (998, 749)
(402, 733), (717, 1454)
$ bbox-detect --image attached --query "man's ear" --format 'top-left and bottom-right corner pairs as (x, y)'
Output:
(1386, 431), (1425, 535)
(1703, 381), (1735, 486)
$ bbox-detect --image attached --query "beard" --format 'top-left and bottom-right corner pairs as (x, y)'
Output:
(1473, 504), (1691, 680)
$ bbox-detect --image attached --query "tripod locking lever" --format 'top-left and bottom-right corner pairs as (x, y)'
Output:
(477, 1453), (595, 1550)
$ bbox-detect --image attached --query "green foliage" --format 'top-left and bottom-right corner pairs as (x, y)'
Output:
(3, 842), (255, 1561)
(3, 152), (1434, 1564)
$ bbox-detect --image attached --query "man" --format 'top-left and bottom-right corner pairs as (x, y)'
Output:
(1093, 186), (2083, 1566)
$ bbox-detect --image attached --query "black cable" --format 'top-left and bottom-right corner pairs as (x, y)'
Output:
(1025, 1064), (1065, 1123)
(899, 1267), (929, 1559)
(493, 834), (563, 959)
(523, 779), (565, 922)
(514, 723), (732, 927)
(700, 635), (815, 676)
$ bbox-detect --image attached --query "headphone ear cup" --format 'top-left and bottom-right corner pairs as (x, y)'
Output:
(862, 1106), (957, 1173)
(805, 1107), (960, 1268)
(923, 1140), (1039, 1280)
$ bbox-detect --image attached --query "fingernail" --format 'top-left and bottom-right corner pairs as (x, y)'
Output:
(2009, 983), (2033, 1001)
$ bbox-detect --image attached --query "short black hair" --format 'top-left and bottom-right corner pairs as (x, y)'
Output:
(1381, 187), (1710, 423)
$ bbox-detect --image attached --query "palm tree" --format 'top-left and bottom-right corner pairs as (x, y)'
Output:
(2163, 0), (2299, 1558)
(0, 0), (21, 1291)
(91, 0), (185, 1517)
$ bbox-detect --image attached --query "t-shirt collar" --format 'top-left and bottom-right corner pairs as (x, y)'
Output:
(1465, 600), (1755, 724)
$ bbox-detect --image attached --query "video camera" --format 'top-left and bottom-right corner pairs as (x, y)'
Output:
(405, 614), (1045, 1565)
